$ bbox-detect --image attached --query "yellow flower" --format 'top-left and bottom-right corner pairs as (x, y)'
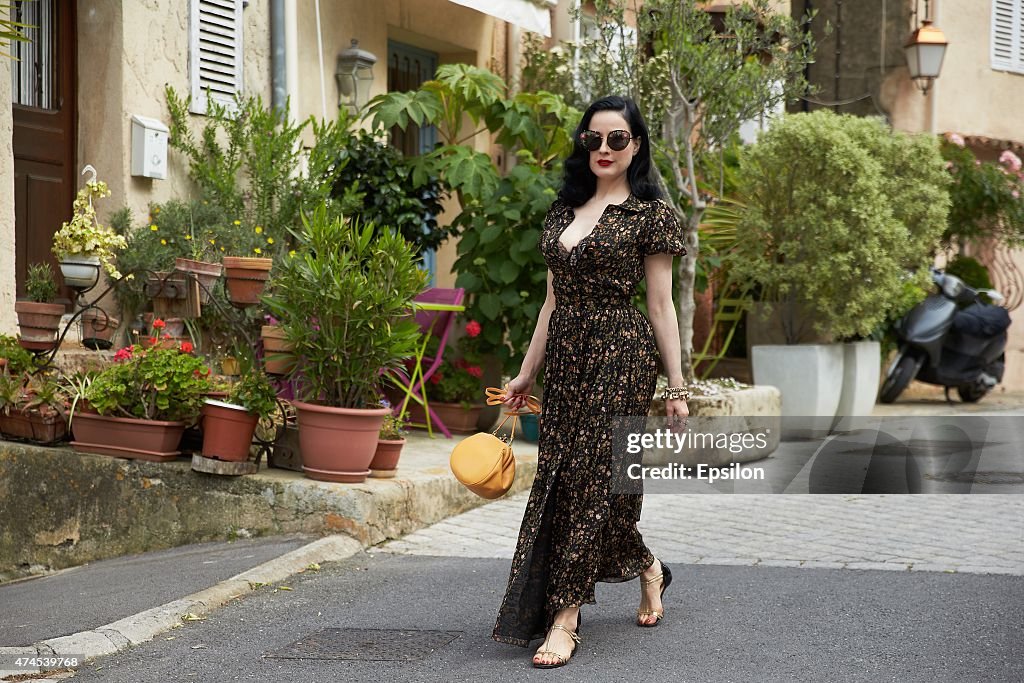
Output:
(255, 226), (263, 234)
(220, 246), (225, 252)
(150, 225), (158, 231)
(266, 237), (274, 245)
(289, 250), (296, 258)
(184, 234), (192, 240)
(233, 220), (241, 226)
(153, 207), (160, 214)
(254, 247), (262, 254)
(209, 239), (216, 245)
(161, 239), (167, 245)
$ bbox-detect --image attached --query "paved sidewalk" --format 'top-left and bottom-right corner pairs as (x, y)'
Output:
(381, 492), (1024, 576)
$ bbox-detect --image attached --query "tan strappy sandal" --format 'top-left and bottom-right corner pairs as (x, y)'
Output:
(532, 623), (582, 669)
(637, 560), (673, 627)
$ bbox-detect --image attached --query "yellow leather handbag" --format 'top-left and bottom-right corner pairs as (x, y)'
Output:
(449, 387), (541, 499)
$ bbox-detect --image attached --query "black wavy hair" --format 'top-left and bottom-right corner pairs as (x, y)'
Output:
(558, 95), (663, 207)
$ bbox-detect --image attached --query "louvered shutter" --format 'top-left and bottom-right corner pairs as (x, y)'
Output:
(189, 0), (244, 114)
(992, 0), (1024, 74)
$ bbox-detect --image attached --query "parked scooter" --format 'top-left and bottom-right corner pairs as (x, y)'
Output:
(879, 268), (1010, 404)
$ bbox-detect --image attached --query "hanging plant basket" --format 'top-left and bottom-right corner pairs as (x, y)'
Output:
(80, 309), (119, 350)
(223, 256), (273, 305)
(58, 254), (101, 290)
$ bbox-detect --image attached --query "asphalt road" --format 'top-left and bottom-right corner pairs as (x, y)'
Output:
(68, 551), (1024, 683)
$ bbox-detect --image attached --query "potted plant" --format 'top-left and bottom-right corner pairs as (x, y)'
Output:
(15, 263), (65, 351)
(262, 206), (428, 483)
(724, 110), (949, 432)
(199, 369), (278, 462)
(0, 371), (69, 445)
(0, 335), (39, 376)
(72, 341), (212, 461)
(369, 404), (408, 478)
(51, 171), (126, 288)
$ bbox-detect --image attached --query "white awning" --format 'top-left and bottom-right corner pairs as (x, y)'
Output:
(448, 0), (553, 37)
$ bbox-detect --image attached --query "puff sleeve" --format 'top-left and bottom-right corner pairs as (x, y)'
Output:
(640, 200), (687, 257)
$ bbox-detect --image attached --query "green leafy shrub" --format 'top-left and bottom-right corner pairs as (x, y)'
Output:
(86, 343), (212, 422)
(165, 87), (352, 258)
(331, 129), (449, 255)
(945, 254), (993, 290)
(24, 263), (59, 303)
(261, 206), (428, 408)
(0, 335), (37, 374)
(726, 110), (950, 342)
(227, 371), (278, 421)
(941, 135), (1024, 247)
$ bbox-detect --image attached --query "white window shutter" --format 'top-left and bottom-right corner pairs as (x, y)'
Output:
(189, 0), (244, 114)
(991, 0), (1024, 74)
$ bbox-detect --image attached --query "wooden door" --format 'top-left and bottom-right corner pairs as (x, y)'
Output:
(11, 0), (76, 300)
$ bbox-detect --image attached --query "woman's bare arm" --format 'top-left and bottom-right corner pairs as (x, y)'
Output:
(644, 253), (688, 418)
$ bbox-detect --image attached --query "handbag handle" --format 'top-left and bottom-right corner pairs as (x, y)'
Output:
(484, 386), (541, 447)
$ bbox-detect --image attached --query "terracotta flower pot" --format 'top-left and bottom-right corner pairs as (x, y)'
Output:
(261, 325), (296, 375)
(0, 411), (68, 445)
(200, 400), (259, 462)
(427, 402), (484, 434)
(223, 256), (273, 305)
(292, 401), (389, 483)
(80, 309), (119, 350)
(15, 301), (64, 349)
(369, 438), (405, 478)
(71, 412), (186, 462)
(146, 271), (189, 300)
(174, 257), (223, 303)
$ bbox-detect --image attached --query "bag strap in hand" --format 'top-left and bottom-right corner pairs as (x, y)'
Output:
(484, 386), (541, 448)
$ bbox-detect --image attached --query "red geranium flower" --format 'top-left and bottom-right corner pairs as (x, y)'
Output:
(180, 341), (194, 353)
(114, 346), (133, 362)
(465, 320), (482, 338)
(466, 365), (483, 378)
(152, 318), (166, 329)
(430, 372), (442, 385)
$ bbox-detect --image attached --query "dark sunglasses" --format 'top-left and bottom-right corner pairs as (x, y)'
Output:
(578, 129), (636, 152)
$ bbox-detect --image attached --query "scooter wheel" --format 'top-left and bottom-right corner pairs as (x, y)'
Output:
(956, 384), (988, 403)
(879, 353), (920, 404)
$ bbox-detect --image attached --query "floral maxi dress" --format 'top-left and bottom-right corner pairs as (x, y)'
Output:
(492, 194), (687, 647)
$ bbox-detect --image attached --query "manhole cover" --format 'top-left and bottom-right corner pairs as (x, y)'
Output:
(925, 471), (1024, 485)
(264, 628), (463, 661)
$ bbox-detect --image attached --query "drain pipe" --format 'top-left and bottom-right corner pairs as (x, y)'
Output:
(271, 0), (286, 115)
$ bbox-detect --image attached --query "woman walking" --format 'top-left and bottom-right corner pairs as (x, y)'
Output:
(492, 95), (690, 668)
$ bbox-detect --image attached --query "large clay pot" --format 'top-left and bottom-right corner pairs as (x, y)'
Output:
(428, 402), (484, 434)
(70, 412), (186, 462)
(15, 301), (64, 349)
(223, 256), (273, 305)
(293, 401), (388, 483)
(261, 325), (296, 375)
(369, 438), (405, 478)
(200, 399), (259, 462)
(174, 257), (223, 303)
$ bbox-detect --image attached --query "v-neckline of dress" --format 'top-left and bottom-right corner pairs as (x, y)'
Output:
(556, 194), (632, 255)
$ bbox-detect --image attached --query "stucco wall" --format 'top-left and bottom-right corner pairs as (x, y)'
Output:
(0, 35), (15, 334)
(78, 0), (271, 231)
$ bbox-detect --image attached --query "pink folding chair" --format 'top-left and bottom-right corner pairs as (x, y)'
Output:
(387, 287), (465, 438)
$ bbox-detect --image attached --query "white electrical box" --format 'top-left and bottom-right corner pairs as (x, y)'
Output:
(130, 114), (169, 180)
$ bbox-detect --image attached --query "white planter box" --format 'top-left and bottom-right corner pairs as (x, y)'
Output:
(752, 344), (844, 439)
(832, 340), (881, 432)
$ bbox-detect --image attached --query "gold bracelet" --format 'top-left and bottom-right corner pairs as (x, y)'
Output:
(660, 386), (691, 401)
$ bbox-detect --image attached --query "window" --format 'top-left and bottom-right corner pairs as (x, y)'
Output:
(992, 0), (1024, 74)
(189, 0), (244, 114)
(9, 0), (57, 109)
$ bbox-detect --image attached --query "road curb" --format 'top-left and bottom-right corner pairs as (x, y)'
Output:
(7, 535), (362, 674)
